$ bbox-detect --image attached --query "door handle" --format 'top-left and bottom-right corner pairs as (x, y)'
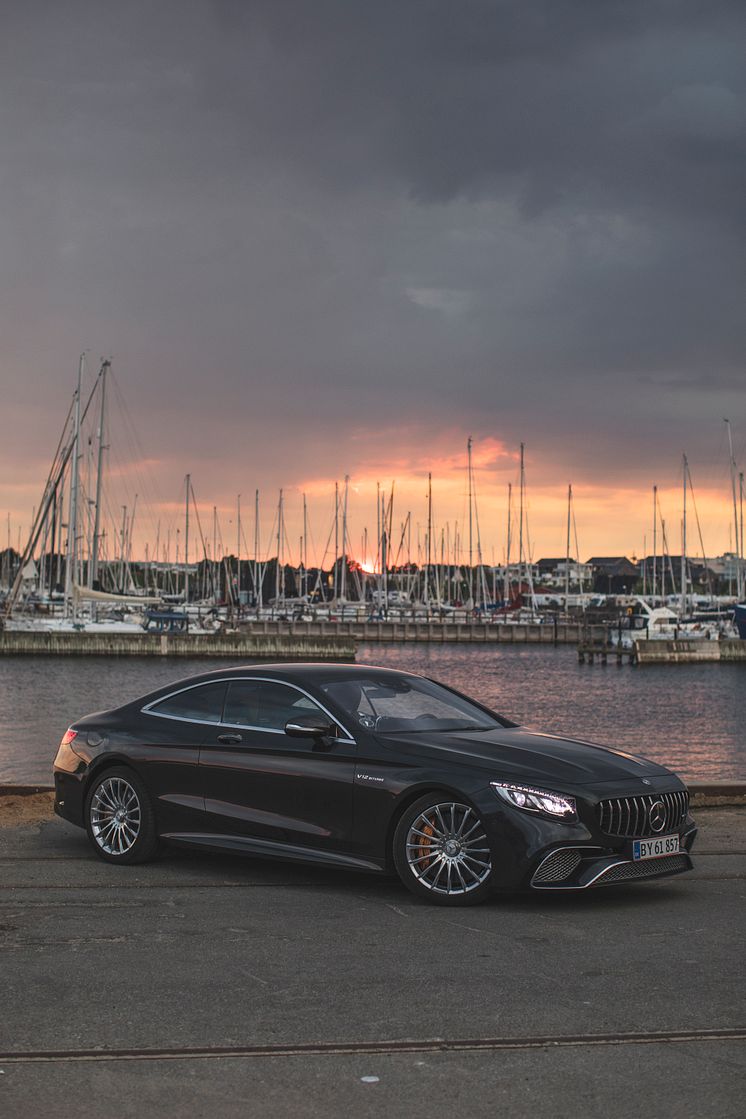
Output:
(217, 733), (243, 745)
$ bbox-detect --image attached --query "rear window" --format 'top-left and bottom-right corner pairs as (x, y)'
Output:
(148, 682), (227, 724)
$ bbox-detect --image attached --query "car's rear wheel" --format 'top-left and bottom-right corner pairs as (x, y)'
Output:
(393, 795), (495, 906)
(85, 767), (158, 864)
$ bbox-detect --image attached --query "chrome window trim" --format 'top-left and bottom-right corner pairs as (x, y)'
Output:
(142, 676), (357, 745)
(140, 681), (228, 726)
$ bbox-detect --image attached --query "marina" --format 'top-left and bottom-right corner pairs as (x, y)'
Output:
(2, 361), (744, 655)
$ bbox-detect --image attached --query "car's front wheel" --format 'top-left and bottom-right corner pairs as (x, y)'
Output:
(85, 767), (159, 864)
(393, 795), (496, 906)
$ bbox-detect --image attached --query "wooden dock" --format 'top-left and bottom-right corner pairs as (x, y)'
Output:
(577, 643), (638, 665)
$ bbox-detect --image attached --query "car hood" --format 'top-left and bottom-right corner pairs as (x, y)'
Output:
(376, 725), (674, 786)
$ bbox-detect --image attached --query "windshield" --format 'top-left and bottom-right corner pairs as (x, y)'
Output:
(318, 674), (507, 734)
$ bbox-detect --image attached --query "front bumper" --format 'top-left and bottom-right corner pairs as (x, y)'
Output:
(471, 781), (697, 892)
(529, 822), (697, 889)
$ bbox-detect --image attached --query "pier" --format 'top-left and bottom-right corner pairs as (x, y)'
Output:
(578, 637), (746, 665)
(635, 638), (746, 665)
(577, 642), (638, 665)
(0, 630), (356, 660)
(0, 619), (600, 656)
(238, 618), (594, 644)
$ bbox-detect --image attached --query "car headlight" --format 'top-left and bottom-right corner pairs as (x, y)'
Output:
(492, 781), (577, 821)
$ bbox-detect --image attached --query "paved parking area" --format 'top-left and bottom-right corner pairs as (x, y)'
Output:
(1, 807), (744, 1117)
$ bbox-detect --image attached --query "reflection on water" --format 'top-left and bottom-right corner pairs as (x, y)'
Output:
(0, 645), (743, 783)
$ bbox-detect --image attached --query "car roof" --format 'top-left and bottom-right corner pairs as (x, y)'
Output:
(128, 662), (423, 708)
(180, 662), (419, 681)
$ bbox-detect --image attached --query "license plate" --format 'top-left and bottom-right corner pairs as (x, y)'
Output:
(632, 834), (680, 860)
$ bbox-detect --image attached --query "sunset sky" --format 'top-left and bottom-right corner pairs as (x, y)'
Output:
(1, 1), (744, 566)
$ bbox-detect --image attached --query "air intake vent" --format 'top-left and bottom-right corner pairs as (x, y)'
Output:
(532, 848), (583, 884)
(597, 791), (689, 838)
(595, 855), (689, 884)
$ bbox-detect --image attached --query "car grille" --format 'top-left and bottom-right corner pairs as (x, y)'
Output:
(595, 854), (690, 884)
(532, 848), (583, 884)
(596, 791), (689, 837)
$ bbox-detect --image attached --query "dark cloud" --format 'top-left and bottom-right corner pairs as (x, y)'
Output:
(1, 0), (745, 520)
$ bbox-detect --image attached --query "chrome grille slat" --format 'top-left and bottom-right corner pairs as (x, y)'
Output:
(596, 792), (689, 837)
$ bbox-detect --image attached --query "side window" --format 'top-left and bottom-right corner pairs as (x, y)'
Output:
(148, 681), (227, 723)
(224, 680), (326, 733)
(223, 680), (262, 727)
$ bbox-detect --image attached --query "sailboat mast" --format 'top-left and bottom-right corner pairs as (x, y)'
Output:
(184, 473), (190, 606)
(302, 492), (308, 599)
(740, 472), (744, 596)
(518, 443), (525, 598)
(725, 419), (743, 600)
(680, 455), (687, 619)
(341, 475), (349, 601)
(467, 437), (474, 605)
(236, 493), (241, 600)
(652, 485), (658, 601)
(333, 481), (339, 600)
(65, 353), (84, 618)
(254, 489), (262, 612)
(425, 472), (432, 608)
(504, 483), (512, 607)
(90, 360), (108, 590)
(276, 489), (283, 604)
(565, 484), (572, 602)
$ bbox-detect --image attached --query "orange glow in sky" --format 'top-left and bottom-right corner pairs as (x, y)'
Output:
(1, 433), (741, 568)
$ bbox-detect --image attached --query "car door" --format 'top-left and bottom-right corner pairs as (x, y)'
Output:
(134, 679), (228, 831)
(198, 677), (356, 852)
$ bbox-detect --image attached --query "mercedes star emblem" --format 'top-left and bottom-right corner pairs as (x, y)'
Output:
(649, 800), (667, 833)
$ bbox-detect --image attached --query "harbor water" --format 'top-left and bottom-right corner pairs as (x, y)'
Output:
(0, 644), (743, 784)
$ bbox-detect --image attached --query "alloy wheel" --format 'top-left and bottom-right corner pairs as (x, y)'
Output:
(90, 776), (142, 856)
(405, 801), (492, 895)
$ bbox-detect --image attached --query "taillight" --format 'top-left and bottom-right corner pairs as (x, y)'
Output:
(54, 728), (85, 772)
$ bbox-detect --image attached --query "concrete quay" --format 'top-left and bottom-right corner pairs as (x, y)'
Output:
(0, 630), (356, 660)
(239, 618), (592, 644)
(635, 637), (746, 664)
(0, 798), (743, 1117)
(578, 637), (746, 665)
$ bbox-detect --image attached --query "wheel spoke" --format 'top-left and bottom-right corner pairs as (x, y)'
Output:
(410, 826), (442, 841)
(456, 808), (473, 837)
(461, 819), (483, 841)
(409, 852), (437, 866)
(434, 806), (449, 835)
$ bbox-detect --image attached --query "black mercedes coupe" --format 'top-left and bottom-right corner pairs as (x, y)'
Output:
(53, 663), (697, 905)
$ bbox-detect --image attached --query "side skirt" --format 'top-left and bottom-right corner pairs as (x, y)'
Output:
(159, 831), (386, 874)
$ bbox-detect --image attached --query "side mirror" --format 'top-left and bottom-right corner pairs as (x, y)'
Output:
(284, 715), (336, 739)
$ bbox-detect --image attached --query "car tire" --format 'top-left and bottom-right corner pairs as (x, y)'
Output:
(392, 794), (496, 906)
(85, 766), (159, 865)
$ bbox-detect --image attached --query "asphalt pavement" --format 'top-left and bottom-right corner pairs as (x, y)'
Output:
(1, 806), (744, 1118)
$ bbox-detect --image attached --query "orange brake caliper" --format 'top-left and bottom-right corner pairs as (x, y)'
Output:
(417, 819), (435, 868)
